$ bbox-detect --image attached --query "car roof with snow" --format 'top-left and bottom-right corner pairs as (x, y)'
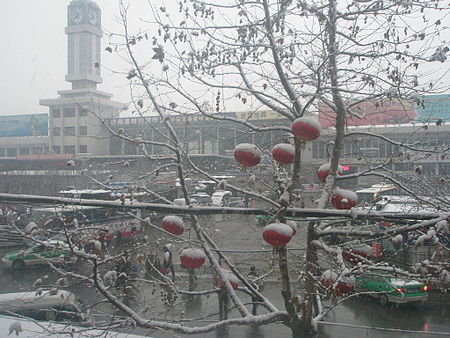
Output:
(211, 190), (232, 197)
(0, 289), (78, 309)
(0, 314), (147, 337)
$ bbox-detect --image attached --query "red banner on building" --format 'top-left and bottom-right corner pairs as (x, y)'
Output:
(319, 100), (417, 127)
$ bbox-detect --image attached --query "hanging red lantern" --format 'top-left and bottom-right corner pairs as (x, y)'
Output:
(272, 143), (295, 165)
(331, 189), (357, 210)
(162, 215), (185, 235)
(342, 244), (376, 265)
(159, 267), (169, 275)
(263, 222), (294, 247)
(215, 269), (239, 289)
(234, 143), (261, 167)
(320, 270), (354, 296)
(180, 248), (206, 269)
(317, 163), (343, 183)
(291, 117), (321, 141)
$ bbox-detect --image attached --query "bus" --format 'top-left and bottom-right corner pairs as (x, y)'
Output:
(31, 205), (142, 243)
(59, 189), (113, 200)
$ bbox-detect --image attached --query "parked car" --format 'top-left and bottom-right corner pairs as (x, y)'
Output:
(211, 191), (233, 206)
(0, 289), (89, 322)
(355, 272), (428, 305)
(0, 313), (143, 337)
(191, 193), (213, 206)
(1, 240), (72, 270)
(173, 198), (198, 206)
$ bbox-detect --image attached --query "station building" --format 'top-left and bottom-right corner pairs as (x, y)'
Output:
(0, 0), (448, 188)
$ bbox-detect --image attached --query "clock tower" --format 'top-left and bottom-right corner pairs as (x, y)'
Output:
(66, 0), (102, 90)
(40, 0), (124, 157)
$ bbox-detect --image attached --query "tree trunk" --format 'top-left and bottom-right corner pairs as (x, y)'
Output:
(299, 222), (319, 336)
(278, 246), (304, 336)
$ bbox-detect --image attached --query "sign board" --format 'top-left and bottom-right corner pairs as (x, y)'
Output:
(0, 114), (48, 137)
(416, 94), (450, 122)
(319, 94), (450, 127)
(319, 100), (416, 127)
(360, 147), (380, 157)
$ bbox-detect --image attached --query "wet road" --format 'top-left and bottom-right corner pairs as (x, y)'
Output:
(0, 214), (449, 337)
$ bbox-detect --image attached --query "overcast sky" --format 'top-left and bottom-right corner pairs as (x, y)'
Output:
(0, 0), (146, 115)
(1, 1), (448, 117)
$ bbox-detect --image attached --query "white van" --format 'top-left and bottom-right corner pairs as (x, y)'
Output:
(211, 191), (232, 206)
(0, 289), (88, 323)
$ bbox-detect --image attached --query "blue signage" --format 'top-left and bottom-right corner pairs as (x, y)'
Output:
(0, 114), (48, 137)
(417, 94), (450, 122)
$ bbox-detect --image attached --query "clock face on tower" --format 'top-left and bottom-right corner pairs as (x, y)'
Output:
(69, 6), (84, 25)
(88, 7), (100, 27)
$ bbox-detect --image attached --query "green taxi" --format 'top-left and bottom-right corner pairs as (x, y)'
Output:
(1, 240), (72, 270)
(355, 272), (428, 305)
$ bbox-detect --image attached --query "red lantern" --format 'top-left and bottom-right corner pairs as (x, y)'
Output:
(159, 267), (169, 275)
(272, 143), (295, 165)
(291, 117), (320, 141)
(320, 270), (354, 296)
(342, 244), (375, 265)
(331, 189), (357, 210)
(263, 222), (294, 247)
(215, 269), (239, 289)
(317, 163), (343, 183)
(180, 248), (206, 269)
(162, 215), (185, 235)
(234, 143), (261, 167)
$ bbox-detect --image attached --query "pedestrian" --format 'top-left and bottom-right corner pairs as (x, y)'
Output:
(248, 265), (258, 278)
(162, 244), (175, 280)
(244, 195), (250, 208)
(247, 266), (263, 315)
(216, 256), (230, 320)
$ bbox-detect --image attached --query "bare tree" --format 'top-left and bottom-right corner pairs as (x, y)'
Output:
(2, 0), (449, 337)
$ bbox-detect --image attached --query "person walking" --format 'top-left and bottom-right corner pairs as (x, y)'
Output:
(162, 244), (175, 280)
(247, 266), (263, 315)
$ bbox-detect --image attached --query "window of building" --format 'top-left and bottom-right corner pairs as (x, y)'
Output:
(31, 147), (43, 155)
(79, 145), (88, 153)
(79, 108), (88, 117)
(51, 109), (61, 118)
(79, 126), (87, 136)
(68, 35), (75, 73)
(64, 145), (76, 154)
(379, 141), (386, 157)
(344, 139), (351, 157)
(318, 141), (326, 158)
(63, 108), (76, 117)
(53, 128), (61, 136)
(19, 147), (30, 155)
(64, 126), (76, 135)
(53, 145), (61, 154)
(312, 141), (318, 158)
(0, 148), (5, 157)
(7, 148), (17, 157)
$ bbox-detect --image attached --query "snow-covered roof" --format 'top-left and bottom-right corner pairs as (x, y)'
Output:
(0, 314), (145, 337)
